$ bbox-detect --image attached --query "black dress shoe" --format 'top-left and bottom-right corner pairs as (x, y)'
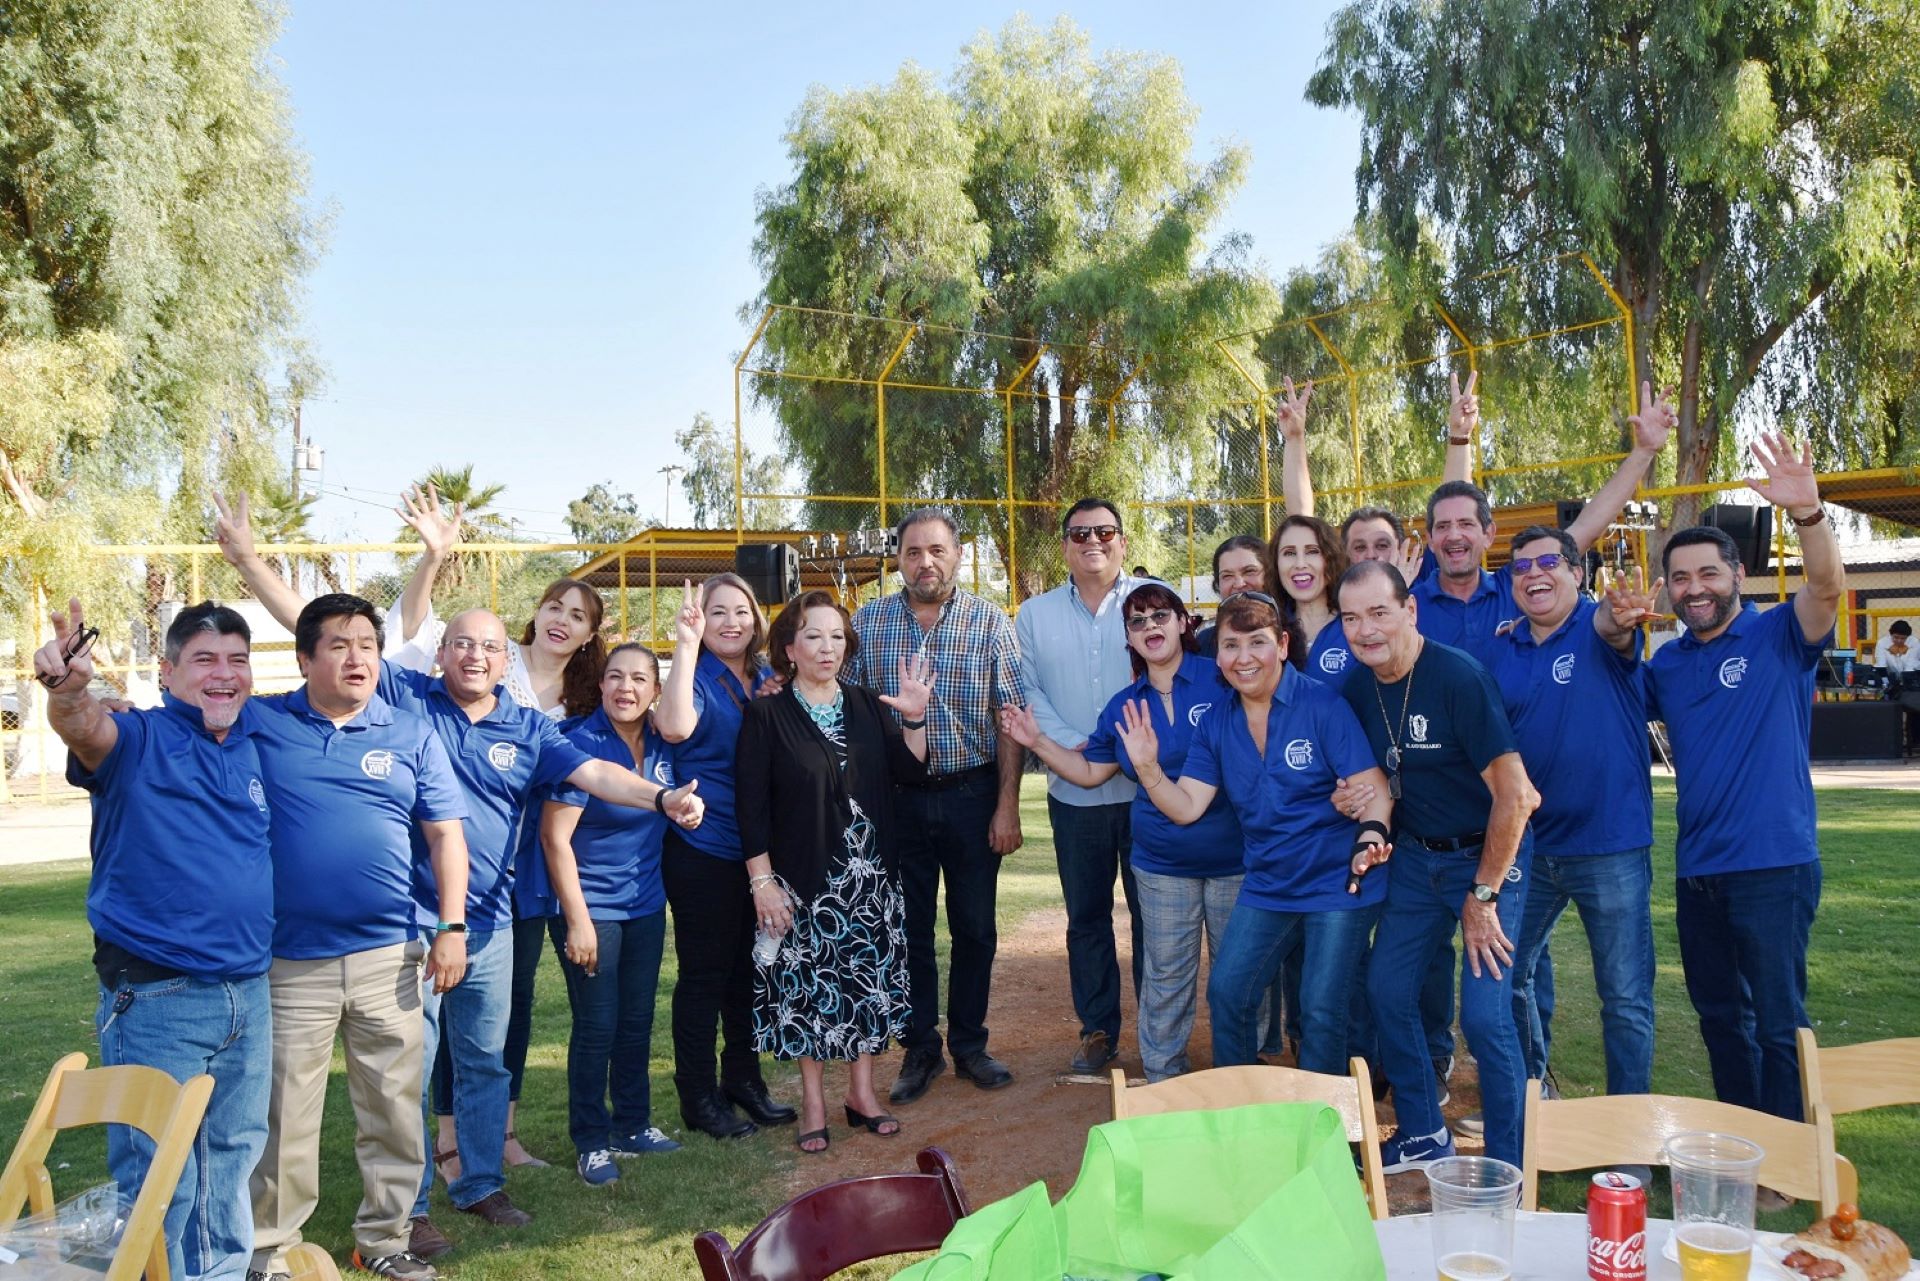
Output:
(953, 1051), (1014, 1090)
(888, 1048), (947, 1105)
(723, 1080), (797, 1126)
(681, 1094), (758, 1140)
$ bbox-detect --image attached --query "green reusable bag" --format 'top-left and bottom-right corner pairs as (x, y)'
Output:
(893, 1102), (1385, 1280)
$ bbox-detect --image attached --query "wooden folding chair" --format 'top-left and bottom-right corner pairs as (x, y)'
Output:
(0, 1051), (214, 1281)
(1109, 1060), (1389, 1221)
(1797, 1027), (1920, 1205)
(693, 1146), (970, 1281)
(1521, 1081), (1845, 1215)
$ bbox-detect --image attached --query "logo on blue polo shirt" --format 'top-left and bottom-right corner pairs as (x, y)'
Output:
(248, 777), (268, 812)
(360, 749), (395, 780)
(1552, 654), (1575, 685)
(653, 759), (674, 787)
(1719, 657), (1748, 689)
(1318, 649), (1348, 675)
(1187, 702), (1213, 726)
(1283, 738), (1314, 770)
(487, 742), (518, 771)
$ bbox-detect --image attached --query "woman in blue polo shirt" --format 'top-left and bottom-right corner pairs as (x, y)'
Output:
(1267, 514), (1355, 683)
(1115, 592), (1395, 1076)
(542, 644), (682, 1185)
(1001, 582), (1242, 1082)
(654, 572), (794, 1139)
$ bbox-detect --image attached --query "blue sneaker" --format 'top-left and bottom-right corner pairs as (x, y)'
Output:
(577, 1149), (620, 1186)
(1380, 1127), (1456, 1174)
(609, 1126), (683, 1156)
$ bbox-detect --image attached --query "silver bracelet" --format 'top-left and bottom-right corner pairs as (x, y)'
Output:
(748, 874), (777, 893)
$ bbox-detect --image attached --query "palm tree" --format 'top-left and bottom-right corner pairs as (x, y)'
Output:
(398, 464), (513, 589)
(248, 476), (344, 594)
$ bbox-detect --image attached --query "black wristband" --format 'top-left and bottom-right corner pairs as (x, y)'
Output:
(654, 787), (670, 815)
(900, 716), (926, 730)
(1354, 819), (1391, 845)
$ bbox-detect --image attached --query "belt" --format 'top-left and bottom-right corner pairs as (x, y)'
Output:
(1407, 830), (1488, 853)
(93, 938), (186, 988)
(902, 763), (995, 792)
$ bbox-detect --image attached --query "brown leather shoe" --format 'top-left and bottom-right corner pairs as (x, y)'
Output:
(456, 1190), (533, 1228)
(408, 1216), (453, 1260)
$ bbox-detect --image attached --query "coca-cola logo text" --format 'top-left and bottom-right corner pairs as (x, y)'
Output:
(1587, 1230), (1647, 1276)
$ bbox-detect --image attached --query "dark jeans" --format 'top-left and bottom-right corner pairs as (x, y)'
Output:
(432, 912), (549, 1117)
(1676, 861), (1821, 1120)
(1209, 900), (1381, 1075)
(896, 768), (1003, 1059)
(549, 912), (667, 1154)
(1048, 796), (1142, 1044)
(1422, 945), (1458, 1061)
(662, 831), (763, 1109)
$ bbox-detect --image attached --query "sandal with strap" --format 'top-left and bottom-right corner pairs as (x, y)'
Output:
(433, 1145), (460, 1185)
(844, 1104), (902, 1136)
(504, 1130), (549, 1169)
(795, 1128), (830, 1155)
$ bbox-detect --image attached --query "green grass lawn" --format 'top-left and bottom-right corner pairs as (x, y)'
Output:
(1, 777), (1914, 1274)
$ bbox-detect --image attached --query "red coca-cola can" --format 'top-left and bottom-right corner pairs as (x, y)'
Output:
(1587, 1170), (1647, 1281)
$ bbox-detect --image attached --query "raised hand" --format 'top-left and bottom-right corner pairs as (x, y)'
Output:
(673, 579), (706, 649)
(211, 492), (258, 565)
(880, 651), (936, 722)
(1275, 376), (1314, 445)
(1115, 698), (1161, 774)
(1604, 564), (1664, 631)
(396, 481), (464, 559)
(1745, 431), (1821, 517)
(1391, 533), (1426, 588)
(663, 779), (704, 829)
(1627, 380), (1678, 455)
(1448, 370), (1480, 440)
(33, 598), (97, 691)
(998, 702), (1042, 748)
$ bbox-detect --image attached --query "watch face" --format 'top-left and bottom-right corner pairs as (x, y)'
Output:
(1473, 884), (1495, 902)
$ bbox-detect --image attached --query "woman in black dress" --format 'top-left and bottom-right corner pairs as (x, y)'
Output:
(735, 591), (932, 1153)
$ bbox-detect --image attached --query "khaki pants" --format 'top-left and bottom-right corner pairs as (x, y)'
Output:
(250, 939), (427, 1271)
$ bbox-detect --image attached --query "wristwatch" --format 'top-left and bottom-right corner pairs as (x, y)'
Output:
(435, 921), (468, 934)
(1470, 883), (1499, 904)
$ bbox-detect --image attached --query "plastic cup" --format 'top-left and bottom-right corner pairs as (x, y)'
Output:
(1663, 1131), (1764, 1281)
(1426, 1156), (1522, 1281)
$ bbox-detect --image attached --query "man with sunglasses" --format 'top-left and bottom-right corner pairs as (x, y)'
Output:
(35, 598), (274, 1281)
(1014, 497), (1146, 1074)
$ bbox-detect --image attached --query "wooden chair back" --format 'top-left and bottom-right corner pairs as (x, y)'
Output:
(1108, 1060), (1388, 1220)
(1521, 1082), (1844, 1215)
(0, 1052), (214, 1281)
(1798, 1028), (1920, 1117)
(693, 1146), (970, 1281)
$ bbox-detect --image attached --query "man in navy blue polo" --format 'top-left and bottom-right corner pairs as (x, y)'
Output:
(244, 594), (470, 1281)
(1647, 434), (1843, 1121)
(38, 598), (273, 1281)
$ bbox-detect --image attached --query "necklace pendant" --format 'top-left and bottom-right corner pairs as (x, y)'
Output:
(1389, 772), (1403, 801)
(1386, 745), (1402, 772)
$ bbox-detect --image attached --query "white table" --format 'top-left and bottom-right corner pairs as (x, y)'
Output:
(1375, 1210), (1686, 1280)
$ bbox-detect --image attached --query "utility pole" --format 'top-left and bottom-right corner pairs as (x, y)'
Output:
(659, 464), (685, 527)
(290, 401), (303, 500)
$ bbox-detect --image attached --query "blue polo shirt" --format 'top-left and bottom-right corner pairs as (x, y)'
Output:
(1084, 653), (1242, 879)
(1181, 665), (1384, 912)
(1487, 599), (1651, 858)
(1341, 640), (1518, 844)
(377, 664), (591, 932)
(250, 688), (468, 959)
(1646, 603), (1828, 878)
(66, 694), (275, 981)
(546, 708), (670, 919)
(669, 648), (767, 861)
(1306, 622), (1355, 685)
(1412, 562), (1521, 666)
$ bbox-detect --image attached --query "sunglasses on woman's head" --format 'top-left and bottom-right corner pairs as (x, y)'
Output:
(1511, 553), (1567, 574)
(1222, 590), (1279, 609)
(1065, 525), (1121, 544)
(1125, 608), (1177, 632)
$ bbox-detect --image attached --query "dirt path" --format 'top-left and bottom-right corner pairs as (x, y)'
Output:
(783, 901), (1484, 1215)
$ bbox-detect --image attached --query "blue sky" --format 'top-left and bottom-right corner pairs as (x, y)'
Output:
(274, 2), (1362, 541)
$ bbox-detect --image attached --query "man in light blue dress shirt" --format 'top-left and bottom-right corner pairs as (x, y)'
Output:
(1014, 497), (1146, 1074)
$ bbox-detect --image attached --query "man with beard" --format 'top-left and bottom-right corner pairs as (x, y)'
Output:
(36, 599), (274, 1281)
(1648, 434), (1842, 1121)
(845, 508), (1028, 1103)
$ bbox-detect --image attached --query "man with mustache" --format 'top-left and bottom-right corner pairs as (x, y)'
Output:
(1647, 435), (1842, 1122)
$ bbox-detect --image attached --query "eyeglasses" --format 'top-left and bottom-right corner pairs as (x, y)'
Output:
(1510, 553), (1567, 575)
(36, 625), (100, 689)
(1125, 608), (1177, 632)
(446, 638), (508, 655)
(1065, 525), (1121, 544)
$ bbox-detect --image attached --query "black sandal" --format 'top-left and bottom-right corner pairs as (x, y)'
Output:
(844, 1104), (902, 1136)
(796, 1128), (830, 1155)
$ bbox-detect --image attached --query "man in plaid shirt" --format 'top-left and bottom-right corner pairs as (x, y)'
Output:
(845, 508), (1028, 1103)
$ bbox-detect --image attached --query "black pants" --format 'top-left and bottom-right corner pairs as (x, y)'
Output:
(433, 910), (550, 1116)
(662, 831), (763, 1110)
(896, 768), (1002, 1059)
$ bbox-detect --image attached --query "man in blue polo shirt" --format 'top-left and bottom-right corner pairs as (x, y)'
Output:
(37, 599), (273, 1281)
(245, 594), (470, 1281)
(1647, 434), (1843, 1122)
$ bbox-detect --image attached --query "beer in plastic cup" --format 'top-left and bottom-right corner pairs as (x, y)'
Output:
(1662, 1132), (1763, 1281)
(1426, 1156), (1521, 1281)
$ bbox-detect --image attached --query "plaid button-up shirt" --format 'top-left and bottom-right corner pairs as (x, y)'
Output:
(845, 588), (1026, 777)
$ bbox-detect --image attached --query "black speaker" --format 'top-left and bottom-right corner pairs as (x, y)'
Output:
(1701, 504), (1773, 577)
(734, 543), (800, 608)
(1554, 500), (1586, 530)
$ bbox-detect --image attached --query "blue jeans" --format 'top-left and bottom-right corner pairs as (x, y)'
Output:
(1048, 798), (1141, 1044)
(1368, 836), (1531, 1164)
(1209, 900), (1381, 1076)
(1257, 947), (1302, 1055)
(1131, 865), (1241, 1080)
(414, 927), (512, 1215)
(1511, 848), (1655, 1096)
(1676, 861), (1821, 1120)
(549, 912), (666, 1154)
(96, 974), (271, 1281)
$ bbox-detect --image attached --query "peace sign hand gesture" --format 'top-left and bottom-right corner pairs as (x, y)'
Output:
(211, 491), (258, 566)
(1275, 377), (1314, 446)
(396, 481), (464, 559)
(1448, 370), (1480, 441)
(34, 598), (97, 691)
(880, 651), (936, 723)
(1745, 431), (1821, 518)
(673, 579), (706, 650)
(1603, 564), (1663, 631)
(1115, 698), (1161, 774)
(1627, 380), (1678, 455)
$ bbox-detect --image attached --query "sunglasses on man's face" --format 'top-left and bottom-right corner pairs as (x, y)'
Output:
(1125, 608), (1177, 632)
(1511, 552), (1568, 575)
(1065, 525), (1121, 544)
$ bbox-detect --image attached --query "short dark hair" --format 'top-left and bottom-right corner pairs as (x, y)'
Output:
(602, 641), (660, 682)
(1427, 480), (1493, 532)
(766, 590), (860, 682)
(1210, 534), (1266, 587)
(1335, 559), (1411, 608)
(1122, 581), (1196, 678)
(1061, 497), (1123, 537)
(295, 594), (383, 658)
(165, 602), (251, 663)
(1509, 524), (1580, 578)
(1892, 620), (1913, 638)
(1340, 506), (1407, 545)
(1215, 592), (1282, 638)
(895, 507), (959, 548)
(1661, 525), (1743, 575)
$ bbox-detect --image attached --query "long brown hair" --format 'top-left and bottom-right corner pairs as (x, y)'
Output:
(697, 571), (770, 673)
(1263, 514), (1349, 615)
(520, 578), (606, 717)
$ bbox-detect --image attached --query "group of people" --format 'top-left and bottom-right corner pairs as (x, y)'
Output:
(35, 371), (1846, 1281)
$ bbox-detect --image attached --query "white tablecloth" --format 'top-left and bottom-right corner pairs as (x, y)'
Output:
(1375, 1210), (1683, 1280)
